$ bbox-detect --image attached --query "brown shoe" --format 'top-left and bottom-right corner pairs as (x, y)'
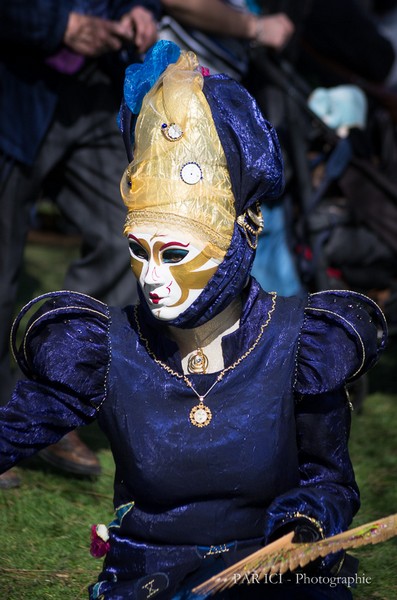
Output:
(0, 468), (21, 489)
(39, 430), (101, 476)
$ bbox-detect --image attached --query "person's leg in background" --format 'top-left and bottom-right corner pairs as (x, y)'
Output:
(35, 66), (137, 475)
(0, 65), (134, 487)
(53, 67), (137, 309)
(0, 155), (44, 488)
(0, 138), (102, 486)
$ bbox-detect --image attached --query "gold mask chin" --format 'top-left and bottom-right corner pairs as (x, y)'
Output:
(121, 50), (236, 263)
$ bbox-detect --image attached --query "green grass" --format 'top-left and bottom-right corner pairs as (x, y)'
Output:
(0, 437), (115, 599)
(348, 386), (397, 599)
(1, 235), (396, 598)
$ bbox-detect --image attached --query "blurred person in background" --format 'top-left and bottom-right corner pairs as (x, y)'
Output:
(370, 0), (397, 88)
(0, 0), (159, 489)
(159, 0), (294, 80)
(297, 0), (396, 86)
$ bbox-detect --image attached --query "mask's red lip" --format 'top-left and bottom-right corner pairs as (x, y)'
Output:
(149, 292), (161, 304)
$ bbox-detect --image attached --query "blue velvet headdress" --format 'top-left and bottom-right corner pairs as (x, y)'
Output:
(119, 40), (284, 327)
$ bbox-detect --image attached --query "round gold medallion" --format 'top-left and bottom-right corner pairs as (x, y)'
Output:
(189, 402), (212, 427)
(187, 349), (209, 374)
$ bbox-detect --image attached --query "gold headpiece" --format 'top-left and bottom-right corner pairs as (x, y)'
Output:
(120, 51), (235, 261)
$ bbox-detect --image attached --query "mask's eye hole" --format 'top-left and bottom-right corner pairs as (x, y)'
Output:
(162, 248), (189, 264)
(129, 241), (148, 260)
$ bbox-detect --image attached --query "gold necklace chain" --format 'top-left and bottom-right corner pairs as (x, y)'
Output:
(133, 292), (277, 428)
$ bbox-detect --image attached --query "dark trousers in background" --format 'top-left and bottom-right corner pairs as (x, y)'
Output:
(0, 64), (137, 406)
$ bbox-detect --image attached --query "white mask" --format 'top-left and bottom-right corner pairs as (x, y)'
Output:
(127, 227), (220, 320)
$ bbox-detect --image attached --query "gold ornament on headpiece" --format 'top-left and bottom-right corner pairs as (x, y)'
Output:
(236, 201), (265, 250)
(121, 51), (236, 261)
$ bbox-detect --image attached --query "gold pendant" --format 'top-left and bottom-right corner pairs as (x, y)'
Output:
(187, 348), (209, 374)
(190, 399), (212, 427)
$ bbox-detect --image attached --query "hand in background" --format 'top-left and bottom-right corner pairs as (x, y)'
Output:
(120, 6), (158, 54)
(63, 12), (134, 57)
(254, 13), (294, 50)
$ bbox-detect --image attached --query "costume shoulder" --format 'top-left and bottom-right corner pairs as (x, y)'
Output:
(12, 291), (111, 408)
(295, 290), (387, 395)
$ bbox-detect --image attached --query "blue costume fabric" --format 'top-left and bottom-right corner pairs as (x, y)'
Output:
(0, 280), (387, 599)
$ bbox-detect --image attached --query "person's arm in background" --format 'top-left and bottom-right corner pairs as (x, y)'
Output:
(63, 13), (135, 57)
(119, 5), (159, 54)
(64, 1), (160, 57)
(0, 0), (74, 54)
(0, 0), (157, 57)
(161, 0), (294, 49)
(302, 0), (395, 82)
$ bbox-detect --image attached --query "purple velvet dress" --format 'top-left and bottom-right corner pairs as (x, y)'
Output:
(0, 279), (387, 599)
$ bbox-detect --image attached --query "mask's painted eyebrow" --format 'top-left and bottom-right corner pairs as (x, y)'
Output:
(160, 241), (190, 251)
(128, 234), (143, 244)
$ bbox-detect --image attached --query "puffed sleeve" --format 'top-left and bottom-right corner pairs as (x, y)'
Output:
(295, 290), (387, 395)
(263, 291), (387, 572)
(0, 291), (110, 473)
(263, 388), (359, 571)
